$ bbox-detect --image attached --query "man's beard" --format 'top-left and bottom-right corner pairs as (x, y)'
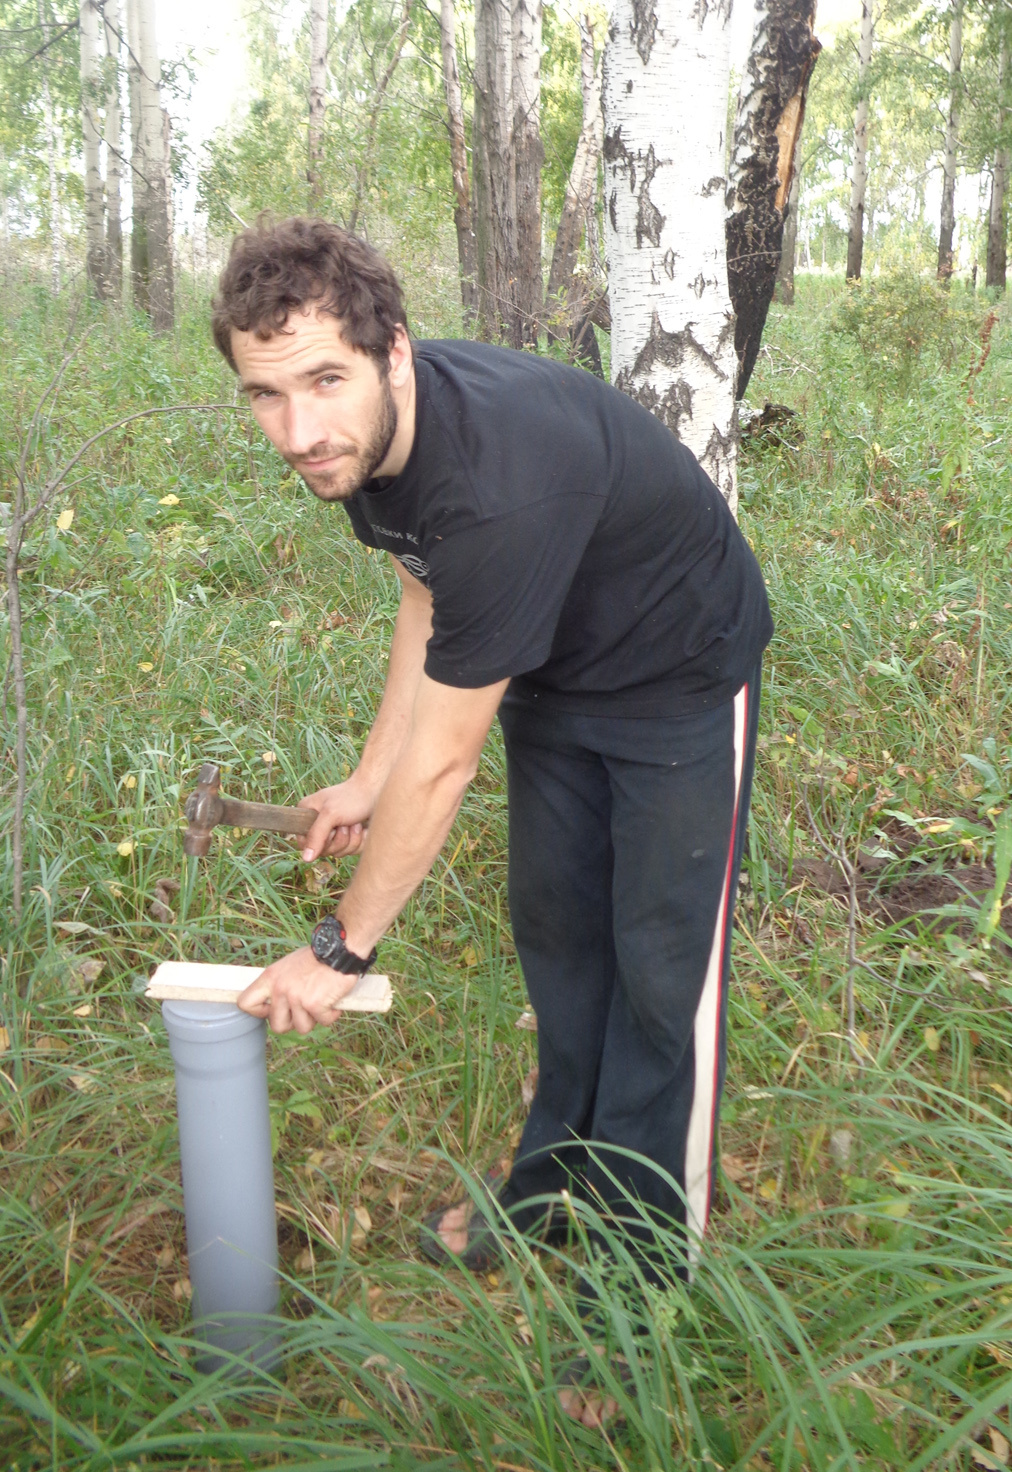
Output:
(290, 375), (398, 502)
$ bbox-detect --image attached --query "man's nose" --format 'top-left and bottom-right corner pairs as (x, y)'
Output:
(284, 396), (328, 456)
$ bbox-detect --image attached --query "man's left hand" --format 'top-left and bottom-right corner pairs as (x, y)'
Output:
(237, 945), (360, 1034)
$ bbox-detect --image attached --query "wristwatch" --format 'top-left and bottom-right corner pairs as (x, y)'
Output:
(310, 915), (377, 975)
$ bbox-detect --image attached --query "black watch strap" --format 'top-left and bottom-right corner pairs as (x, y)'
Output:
(311, 916), (377, 975)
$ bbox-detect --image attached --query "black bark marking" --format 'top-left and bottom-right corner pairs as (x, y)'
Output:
(691, 271), (706, 297)
(630, 0), (659, 65)
(636, 144), (664, 248)
(609, 188), (618, 231)
(725, 0), (821, 398)
(701, 175), (725, 197)
(614, 310), (728, 439)
(663, 249), (677, 279)
(626, 78), (633, 92)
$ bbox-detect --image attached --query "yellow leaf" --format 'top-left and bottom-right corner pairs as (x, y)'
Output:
(56, 508), (74, 531)
(990, 1083), (1012, 1105)
(0, 1025), (9, 1053)
(461, 945), (478, 968)
(72, 1004), (93, 1018)
(15, 1309), (39, 1344)
(883, 1198), (910, 1218)
(353, 1204), (372, 1234)
(123, 775), (137, 789)
(758, 1177), (778, 1200)
(924, 1027), (941, 1053)
(138, 661), (154, 672)
(117, 840), (135, 857)
(69, 1073), (97, 1093)
(924, 822), (952, 834)
(158, 493), (180, 506)
(65, 765), (75, 782)
(337, 1398), (366, 1420)
(262, 751), (276, 765)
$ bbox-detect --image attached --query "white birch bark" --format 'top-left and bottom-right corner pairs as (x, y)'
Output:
(308, 0), (328, 205)
(80, 0), (107, 298)
(987, 30), (1008, 289)
(603, 0), (738, 507)
(39, 0), (62, 293)
(846, 0), (873, 281)
(104, 0), (124, 302)
(512, 0), (543, 344)
(439, 0), (478, 321)
(937, 3), (962, 282)
(128, 0), (173, 330)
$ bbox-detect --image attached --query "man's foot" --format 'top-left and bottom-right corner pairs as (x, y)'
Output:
(557, 1346), (629, 1430)
(419, 1169), (507, 1272)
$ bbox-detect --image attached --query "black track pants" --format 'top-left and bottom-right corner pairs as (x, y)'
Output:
(497, 663), (761, 1280)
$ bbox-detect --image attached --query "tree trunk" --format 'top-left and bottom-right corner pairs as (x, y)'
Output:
(127, 0), (148, 313)
(439, 0), (478, 324)
(725, 0), (820, 399)
(513, 0), (543, 344)
(774, 143), (801, 305)
(80, 0), (107, 299)
(473, 0), (543, 347)
(347, 0), (415, 235)
(937, 3), (962, 282)
(546, 16), (604, 370)
(603, 0), (739, 507)
(308, 0), (328, 206)
(128, 0), (173, 330)
(987, 31), (1008, 290)
(39, 0), (62, 294)
(846, 0), (873, 281)
(104, 0), (124, 302)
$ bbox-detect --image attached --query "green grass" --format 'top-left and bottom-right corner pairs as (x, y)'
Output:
(1, 268), (1011, 1469)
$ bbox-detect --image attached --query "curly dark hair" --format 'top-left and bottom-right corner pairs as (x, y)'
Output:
(211, 216), (408, 372)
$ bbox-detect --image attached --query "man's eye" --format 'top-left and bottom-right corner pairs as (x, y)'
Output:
(252, 389), (277, 401)
(319, 375), (342, 387)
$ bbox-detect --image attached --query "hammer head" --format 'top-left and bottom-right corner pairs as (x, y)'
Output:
(183, 763), (225, 857)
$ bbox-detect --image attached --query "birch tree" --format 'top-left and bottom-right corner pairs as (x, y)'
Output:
(38, 0), (62, 293)
(603, 0), (738, 506)
(936, 4), (962, 281)
(103, 0), (124, 302)
(846, 0), (874, 281)
(725, 0), (821, 398)
(80, 0), (106, 298)
(439, 0), (477, 322)
(127, 0), (173, 330)
(774, 137), (801, 304)
(472, 0), (544, 347)
(987, 22), (1009, 289)
(308, 0), (328, 206)
(545, 15), (605, 371)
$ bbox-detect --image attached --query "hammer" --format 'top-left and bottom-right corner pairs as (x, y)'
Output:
(183, 763), (317, 857)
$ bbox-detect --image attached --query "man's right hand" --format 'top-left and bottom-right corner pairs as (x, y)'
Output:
(299, 776), (376, 860)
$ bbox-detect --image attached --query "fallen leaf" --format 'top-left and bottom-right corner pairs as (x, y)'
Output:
(69, 1073), (97, 1093)
(830, 1129), (854, 1167)
(882, 1198), (910, 1219)
(56, 508), (74, 531)
(0, 1026), (9, 1052)
(352, 1204), (372, 1241)
(990, 1083), (1012, 1105)
(296, 1247), (314, 1272)
(158, 494), (180, 506)
(155, 1244), (175, 1269)
(514, 1312), (533, 1344)
(37, 1036), (70, 1053)
(721, 1152), (754, 1183)
(758, 1177), (779, 1200)
(988, 1428), (1011, 1465)
(461, 945), (478, 967)
(515, 1009), (538, 1032)
(117, 841), (135, 857)
(262, 751), (276, 765)
(137, 661), (154, 672)
(15, 1309), (39, 1343)
(337, 1398), (366, 1420)
(73, 958), (104, 985)
(172, 1278), (192, 1301)
(123, 775), (137, 789)
(57, 920), (93, 935)
(924, 1027), (941, 1053)
(521, 1066), (539, 1109)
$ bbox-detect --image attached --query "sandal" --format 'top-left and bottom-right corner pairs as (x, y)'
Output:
(419, 1167), (509, 1272)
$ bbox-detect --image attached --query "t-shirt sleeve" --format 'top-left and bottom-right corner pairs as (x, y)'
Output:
(422, 494), (605, 687)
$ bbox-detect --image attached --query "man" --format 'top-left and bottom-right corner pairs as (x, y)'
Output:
(216, 217), (771, 1422)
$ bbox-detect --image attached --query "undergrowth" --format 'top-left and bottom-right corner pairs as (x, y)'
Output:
(1, 269), (1011, 1469)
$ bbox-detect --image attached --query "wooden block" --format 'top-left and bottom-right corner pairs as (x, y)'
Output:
(145, 961), (392, 1013)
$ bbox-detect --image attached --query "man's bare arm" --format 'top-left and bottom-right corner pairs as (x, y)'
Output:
(301, 557), (432, 859)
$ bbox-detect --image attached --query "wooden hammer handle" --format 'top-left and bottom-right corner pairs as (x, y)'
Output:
(217, 795), (317, 837)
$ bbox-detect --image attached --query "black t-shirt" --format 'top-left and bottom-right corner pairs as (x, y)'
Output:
(342, 340), (773, 717)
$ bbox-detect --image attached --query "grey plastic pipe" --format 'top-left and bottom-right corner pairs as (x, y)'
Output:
(161, 1000), (280, 1373)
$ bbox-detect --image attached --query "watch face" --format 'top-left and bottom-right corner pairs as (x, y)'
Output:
(312, 917), (343, 964)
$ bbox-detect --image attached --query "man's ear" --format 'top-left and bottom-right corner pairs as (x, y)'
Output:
(388, 324), (413, 389)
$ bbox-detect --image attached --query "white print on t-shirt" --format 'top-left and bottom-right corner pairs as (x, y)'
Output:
(395, 552), (430, 581)
(372, 523), (419, 545)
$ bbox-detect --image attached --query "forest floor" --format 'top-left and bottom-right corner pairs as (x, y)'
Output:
(2, 270), (1012, 1470)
